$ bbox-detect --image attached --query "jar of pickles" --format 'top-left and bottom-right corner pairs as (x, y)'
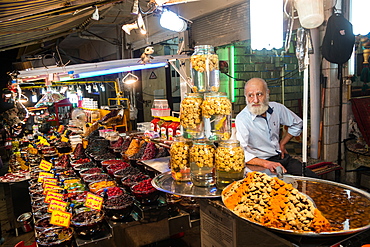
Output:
(191, 45), (220, 93)
(215, 140), (245, 189)
(201, 92), (232, 141)
(169, 137), (192, 181)
(189, 139), (216, 187)
(180, 93), (204, 139)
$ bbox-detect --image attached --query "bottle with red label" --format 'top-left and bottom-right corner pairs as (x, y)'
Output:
(160, 117), (172, 140)
(167, 117), (181, 141)
(151, 117), (161, 132)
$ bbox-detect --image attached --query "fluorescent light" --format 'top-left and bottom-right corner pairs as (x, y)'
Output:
(59, 62), (167, 81)
(351, 0), (368, 35)
(250, 0), (283, 50)
(122, 73), (138, 84)
(160, 9), (187, 32)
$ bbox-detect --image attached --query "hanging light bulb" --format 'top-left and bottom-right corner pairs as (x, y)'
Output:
(100, 84), (105, 92)
(93, 84), (99, 92)
(160, 9), (187, 32)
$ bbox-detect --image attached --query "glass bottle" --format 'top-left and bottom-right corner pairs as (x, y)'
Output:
(180, 93), (204, 139)
(169, 137), (192, 181)
(191, 45), (220, 93)
(202, 92), (232, 141)
(190, 139), (216, 187)
(215, 140), (245, 189)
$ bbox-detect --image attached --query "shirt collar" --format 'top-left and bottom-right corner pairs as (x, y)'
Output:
(250, 105), (274, 120)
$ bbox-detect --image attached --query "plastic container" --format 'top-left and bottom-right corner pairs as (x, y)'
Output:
(294, 0), (324, 29)
(151, 99), (171, 117)
(180, 93), (204, 139)
(202, 92), (232, 141)
(190, 139), (216, 187)
(170, 137), (192, 181)
(17, 212), (33, 233)
(215, 140), (245, 189)
(160, 117), (172, 140)
(167, 117), (181, 141)
(191, 45), (220, 93)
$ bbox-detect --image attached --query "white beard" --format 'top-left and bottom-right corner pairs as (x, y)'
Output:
(247, 101), (269, 115)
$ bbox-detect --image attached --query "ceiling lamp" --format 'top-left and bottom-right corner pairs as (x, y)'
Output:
(160, 9), (187, 32)
(122, 73), (138, 84)
(294, 0), (324, 29)
(250, 0), (283, 50)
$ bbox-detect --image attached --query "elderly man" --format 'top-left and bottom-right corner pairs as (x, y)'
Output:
(235, 77), (317, 177)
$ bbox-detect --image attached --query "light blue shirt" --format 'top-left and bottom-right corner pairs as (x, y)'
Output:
(235, 102), (303, 162)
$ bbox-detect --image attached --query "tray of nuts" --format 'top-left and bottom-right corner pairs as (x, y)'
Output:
(222, 171), (370, 236)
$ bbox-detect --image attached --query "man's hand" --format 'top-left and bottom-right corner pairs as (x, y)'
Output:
(262, 160), (287, 173)
(279, 143), (288, 159)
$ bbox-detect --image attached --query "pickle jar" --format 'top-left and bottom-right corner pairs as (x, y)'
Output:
(190, 45), (220, 93)
(180, 93), (204, 139)
(189, 139), (216, 187)
(169, 137), (192, 181)
(201, 92), (232, 141)
(215, 140), (245, 189)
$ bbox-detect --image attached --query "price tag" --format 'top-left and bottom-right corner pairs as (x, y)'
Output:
(48, 199), (67, 213)
(45, 191), (64, 203)
(38, 172), (54, 183)
(43, 178), (58, 187)
(39, 159), (53, 171)
(85, 192), (103, 211)
(50, 210), (71, 228)
(64, 178), (80, 184)
(43, 184), (63, 195)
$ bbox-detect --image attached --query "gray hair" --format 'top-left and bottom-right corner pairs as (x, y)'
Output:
(244, 78), (268, 95)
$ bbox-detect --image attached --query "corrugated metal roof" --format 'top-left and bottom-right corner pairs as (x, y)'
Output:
(0, 0), (134, 52)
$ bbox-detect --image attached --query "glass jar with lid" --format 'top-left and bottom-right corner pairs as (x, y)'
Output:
(189, 139), (216, 187)
(190, 45), (220, 93)
(169, 137), (192, 181)
(180, 93), (204, 139)
(201, 92), (232, 141)
(215, 140), (245, 189)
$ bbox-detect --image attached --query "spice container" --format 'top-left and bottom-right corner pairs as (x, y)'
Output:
(169, 137), (192, 181)
(180, 93), (204, 139)
(160, 117), (172, 140)
(190, 45), (220, 93)
(202, 92), (232, 141)
(151, 117), (161, 133)
(215, 140), (245, 189)
(189, 139), (216, 186)
(167, 117), (181, 141)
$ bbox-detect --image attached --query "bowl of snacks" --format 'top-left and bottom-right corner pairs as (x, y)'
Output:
(113, 166), (140, 185)
(71, 210), (105, 237)
(79, 168), (104, 178)
(104, 194), (134, 221)
(36, 227), (74, 247)
(89, 180), (116, 193)
(101, 159), (125, 170)
(95, 186), (125, 199)
(32, 206), (50, 220)
(131, 178), (159, 205)
(121, 173), (150, 192)
(35, 216), (58, 231)
(82, 173), (111, 185)
(106, 162), (130, 176)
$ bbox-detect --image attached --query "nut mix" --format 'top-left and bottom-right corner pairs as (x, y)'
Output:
(170, 140), (191, 172)
(190, 54), (219, 73)
(189, 142), (215, 168)
(201, 95), (232, 118)
(222, 172), (332, 233)
(180, 95), (203, 129)
(215, 145), (245, 172)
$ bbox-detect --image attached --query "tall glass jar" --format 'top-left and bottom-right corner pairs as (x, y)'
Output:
(180, 93), (204, 139)
(191, 45), (220, 93)
(189, 139), (216, 187)
(169, 137), (192, 181)
(201, 92), (232, 141)
(215, 140), (245, 189)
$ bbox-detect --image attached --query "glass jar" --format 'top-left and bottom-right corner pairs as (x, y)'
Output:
(169, 137), (192, 181)
(191, 45), (220, 93)
(201, 92), (232, 141)
(215, 140), (245, 189)
(189, 139), (216, 187)
(180, 93), (204, 139)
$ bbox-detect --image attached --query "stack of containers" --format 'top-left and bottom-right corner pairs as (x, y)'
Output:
(169, 45), (244, 189)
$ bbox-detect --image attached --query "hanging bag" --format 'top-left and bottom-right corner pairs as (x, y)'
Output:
(321, 13), (355, 65)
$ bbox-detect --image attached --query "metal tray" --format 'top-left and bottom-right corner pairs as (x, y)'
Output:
(152, 172), (221, 198)
(222, 175), (370, 237)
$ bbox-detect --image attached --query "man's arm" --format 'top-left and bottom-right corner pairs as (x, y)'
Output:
(247, 157), (287, 173)
(279, 132), (294, 158)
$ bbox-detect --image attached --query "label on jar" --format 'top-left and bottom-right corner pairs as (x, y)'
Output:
(168, 128), (174, 140)
(161, 126), (167, 139)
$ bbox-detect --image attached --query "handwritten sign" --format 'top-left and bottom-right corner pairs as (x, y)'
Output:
(38, 172), (54, 183)
(45, 191), (64, 203)
(39, 159), (53, 171)
(48, 199), (67, 213)
(63, 178), (80, 184)
(85, 192), (103, 211)
(50, 210), (71, 228)
(43, 184), (63, 195)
